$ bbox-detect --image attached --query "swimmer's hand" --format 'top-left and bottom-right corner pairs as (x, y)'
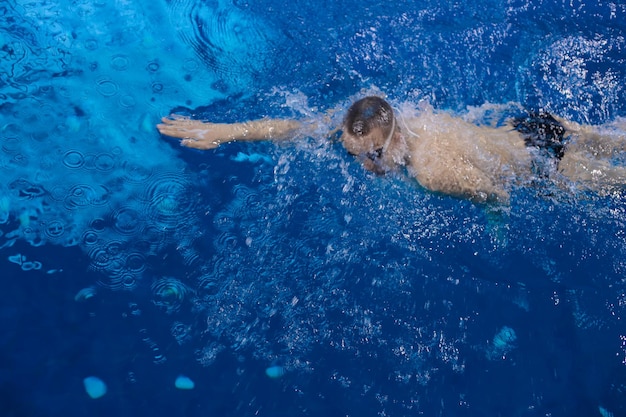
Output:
(157, 116), (235, 149)
(158, 115), (303, 150)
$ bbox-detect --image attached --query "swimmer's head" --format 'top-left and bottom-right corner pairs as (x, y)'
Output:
(341, 96), (397, 174)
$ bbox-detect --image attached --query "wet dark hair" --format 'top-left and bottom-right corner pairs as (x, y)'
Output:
(343, 96), (394, 138)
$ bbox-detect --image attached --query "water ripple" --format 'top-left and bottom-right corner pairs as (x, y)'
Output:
(142, 172), (198, 230)
(169, 0), (279, 89)
(152, 277), (192, 314)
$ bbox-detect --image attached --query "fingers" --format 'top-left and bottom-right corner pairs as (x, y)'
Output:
(163, 114), (189, 120)
(158, 128), (210, 148)
(158, 116), (190, 130)
(160, 115), (191, 123)
(157, 115), (219, 149)
(156, 123), (184, 137)
(157, 115), (198, 138)
(180, 138), (218, 150)
(158, 115), (197, 130)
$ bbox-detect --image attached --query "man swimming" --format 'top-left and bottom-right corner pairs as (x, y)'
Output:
(157, 96), (626, 203)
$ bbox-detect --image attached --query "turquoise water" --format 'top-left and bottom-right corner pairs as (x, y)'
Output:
(1, 0), (625, 416)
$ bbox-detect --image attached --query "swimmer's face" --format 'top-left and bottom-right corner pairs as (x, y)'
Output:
(340, 126), (400, 175)
(340, 127), (388, 162)
(341, 96), (397, 172)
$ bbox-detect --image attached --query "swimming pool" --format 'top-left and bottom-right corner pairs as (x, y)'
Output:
(1, 0), (625, 416)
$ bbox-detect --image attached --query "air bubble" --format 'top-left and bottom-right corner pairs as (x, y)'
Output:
(146, 61), (160, 73)
(62, 150), (85, 169)
(111, 206), (142, 235)
(118, 94), (136, 108)
(110, 54), (130, 71)
(8, 254), (25, 265)
(84, 39), (98, 50)
(152, 277), (190, 314)
(82, 231), (99, 245)
(175, 375), (195, 390)
(83, 376), (107, 399)
(75, 286), (97, 302)
(44, 221), (65, 239)
(90, 218), (107, 231)
(122, 161), (153, 183)
(2, 137), (21, 154)
(21, 260), (42, 271)
(64, 184), (109, 209)
(143, 173), (196, 229)
(121, 274), (137, 290)
(89, 243), (125, 274)
(125, 252), (146, 273)
(182, 58), (199, 73)
(95, 78), (119, 97)
(94, 153), (115, 171)
(171, 322), (192, 345)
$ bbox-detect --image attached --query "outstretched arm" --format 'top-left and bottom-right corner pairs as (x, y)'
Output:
(157, 116), (303, 149)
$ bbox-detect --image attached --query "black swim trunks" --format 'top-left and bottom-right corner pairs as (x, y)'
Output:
(512, 111), (567, 160)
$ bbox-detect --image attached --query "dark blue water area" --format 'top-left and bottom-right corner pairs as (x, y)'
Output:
(2, 0), (626, 416)
(3, 170), (626, 417)
(240, 0), (626, 120)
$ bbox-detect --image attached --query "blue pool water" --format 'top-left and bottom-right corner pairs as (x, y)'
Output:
(1, 0), (626, 416)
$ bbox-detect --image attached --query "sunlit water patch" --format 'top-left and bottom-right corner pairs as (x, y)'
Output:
(0, 0), (218, 286)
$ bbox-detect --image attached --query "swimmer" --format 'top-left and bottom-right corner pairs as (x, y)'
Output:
(157, 96), (626, 203)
